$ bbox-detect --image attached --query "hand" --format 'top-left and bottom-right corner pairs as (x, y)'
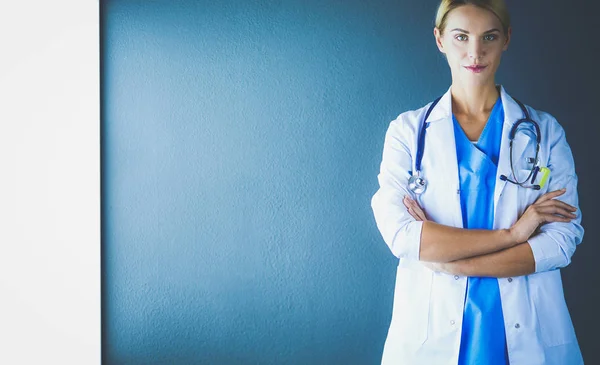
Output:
(421, 260), (457, 275)
(421, 260), (444, 272)
(403, 195), (429, 222)
(509, 188), (577, 244)
(403, 196), (462, 275)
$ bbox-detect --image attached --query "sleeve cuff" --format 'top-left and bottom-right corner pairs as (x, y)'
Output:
(393, 220), (424, 261)
(527, 233), (567, 273)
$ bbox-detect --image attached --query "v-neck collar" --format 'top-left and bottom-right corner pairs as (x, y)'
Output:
(452, 95), (503, 147)
(421, 84), (530, 229)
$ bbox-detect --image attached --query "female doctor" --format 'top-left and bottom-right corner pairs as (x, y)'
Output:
(370, 1), (584, 364)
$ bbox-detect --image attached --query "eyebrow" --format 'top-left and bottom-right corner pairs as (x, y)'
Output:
(450, 28), (501, 34)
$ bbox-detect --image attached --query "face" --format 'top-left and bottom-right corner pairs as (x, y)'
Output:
(434, 4), (511, 87)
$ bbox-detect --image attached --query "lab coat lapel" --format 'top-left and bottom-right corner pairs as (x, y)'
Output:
(493, 86), (529, 218)
(424, 87), (463, 228)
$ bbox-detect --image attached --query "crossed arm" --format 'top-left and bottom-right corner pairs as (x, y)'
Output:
(403, 192), (575, 278)
(371, 114), (583, 278)
(442, 242), (535, 278)
(422, 224), (535, 278)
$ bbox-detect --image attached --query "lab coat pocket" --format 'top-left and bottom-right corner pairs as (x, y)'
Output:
(387, 260), (432, 347)
(532, 270), (577, 347)
(516, 169), (542, 210)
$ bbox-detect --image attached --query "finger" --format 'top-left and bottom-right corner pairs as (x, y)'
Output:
(410, 211), (423, 222)
(409, 206), (425, 222)
(404, 196), (430, 222)
(403, 196), (414, 209)
(407, 199), (427, 221)
(540, 214), (573, 223)
(534, 209), (576, 224)
(535, 199), (577, 212)
(412, 208), (425, 221)
(535, 188), (566, 204)
(552, 200), (577, 212)
(536, 205), (577, 218)
(414, 206), (428, 221)
(407, 206), (420, 220)
(411, 210), (424, 222)
(406, 197), (418, 208)
(403, 195), (415, 206)
(536, 188), (566, 203)
(421, 262), (438, 271)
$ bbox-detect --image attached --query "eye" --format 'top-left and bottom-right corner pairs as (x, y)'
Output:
(455, 34), (468, 41)
(484, 34), (497, 41)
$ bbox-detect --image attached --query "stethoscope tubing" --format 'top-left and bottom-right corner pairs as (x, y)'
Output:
(410, 95), (542, 194)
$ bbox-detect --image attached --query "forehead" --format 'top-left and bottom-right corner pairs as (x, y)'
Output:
(445, 4), (502, 32)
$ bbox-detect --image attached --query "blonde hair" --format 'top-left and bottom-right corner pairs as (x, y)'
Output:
(435, 0), (510, 36)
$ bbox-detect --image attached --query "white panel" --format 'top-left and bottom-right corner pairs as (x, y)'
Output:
(0, 1), (100, 364)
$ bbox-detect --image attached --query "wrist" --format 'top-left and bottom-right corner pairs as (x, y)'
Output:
(440, 258), (470, 276)
(503, 228), (519, 247)
(447, 260), (469, 276)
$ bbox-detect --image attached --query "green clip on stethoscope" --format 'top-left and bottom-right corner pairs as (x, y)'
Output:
(408, 96), (551, 195)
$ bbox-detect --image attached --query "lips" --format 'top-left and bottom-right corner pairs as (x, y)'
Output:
(465, 65), (487, 72)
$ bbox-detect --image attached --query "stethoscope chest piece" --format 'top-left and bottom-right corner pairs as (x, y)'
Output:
(408, 172), (427, 195)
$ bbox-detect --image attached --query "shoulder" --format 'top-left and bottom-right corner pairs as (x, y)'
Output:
(521, 104), (574, 159)
(386, 101), (436, 138)
(520, 103), (565, 136)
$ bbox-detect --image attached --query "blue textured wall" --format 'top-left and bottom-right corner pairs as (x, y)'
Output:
(101, 1), (599, 364)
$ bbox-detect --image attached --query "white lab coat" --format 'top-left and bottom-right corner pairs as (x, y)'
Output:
(371, 85), (584, 365)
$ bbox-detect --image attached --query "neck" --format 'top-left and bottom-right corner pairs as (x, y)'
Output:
(450, 82), (500, 118)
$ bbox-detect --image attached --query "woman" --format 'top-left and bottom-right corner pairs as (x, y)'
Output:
(371, 1), (584, 364)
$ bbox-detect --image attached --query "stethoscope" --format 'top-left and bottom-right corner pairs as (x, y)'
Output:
(408, 95), (549, 195)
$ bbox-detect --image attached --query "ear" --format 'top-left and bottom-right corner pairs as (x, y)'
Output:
(503, 26), (512, 51)
(434, 27), (445, 54)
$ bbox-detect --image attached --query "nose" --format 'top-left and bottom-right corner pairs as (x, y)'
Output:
(468, 39), (485, 62)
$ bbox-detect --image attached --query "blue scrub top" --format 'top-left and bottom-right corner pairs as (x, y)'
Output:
(453, 96), (508, 365)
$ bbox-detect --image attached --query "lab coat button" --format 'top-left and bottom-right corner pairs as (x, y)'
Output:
(450, 320), (455, 325)
(454, 275), (459, 280)
(515, 323), (520, 329)
(507, 277), (513, 282)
